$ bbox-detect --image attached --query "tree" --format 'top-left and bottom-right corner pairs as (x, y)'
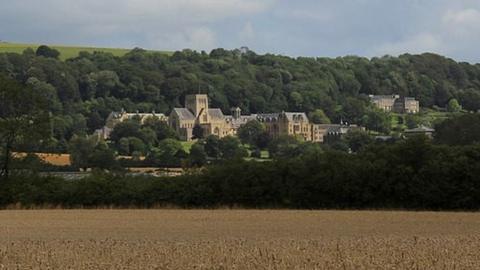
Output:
(204, 135), (221, 159)
(144, 117), (178, 141)
(308, 109), (331, 124)
(88, 142), (119, 170)
(189, 141), (207, 166)
(109, 121), (142, 144)
(458, 89), (480, 112)
(219, 136), (248, 159)
(447, 98), (461, 112)
(363, 109), (391, 134)
(435, 114), (480, 145)
(87, 70), (121, 97)
(343, 129), (374, 152)
(267, 135), (301, 158)
(118, 137), (130, 155)
(68, 136), (96, 171)
(0, 76), (50, 179)
(405, 114), (419, 129)
(237, 120), (266, 147)
(36, 45), (60, 59)
(26, 77), (63, 113)
(192, 124), (204, 140)
(148, 138), (185, 167)
(128, 137), (147, 154)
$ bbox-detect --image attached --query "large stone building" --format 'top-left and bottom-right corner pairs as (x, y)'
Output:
(170, 94), (361, 142)
(369, 94), (419, 113)
(169, 94), (234, 140)
(94, 110), (167, 140)
(97, 94), (363, 143)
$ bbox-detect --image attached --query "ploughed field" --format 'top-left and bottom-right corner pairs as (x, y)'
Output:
(0, 210), (479, 269)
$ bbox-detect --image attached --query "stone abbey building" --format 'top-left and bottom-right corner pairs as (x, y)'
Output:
(169, 94), (360, 142)
(369, 94), (420, 113)
(98, 94), (361, 142)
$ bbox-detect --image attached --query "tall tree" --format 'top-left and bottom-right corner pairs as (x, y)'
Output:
(68, 135), (96, 171)
(35, 45), (60, 59)
(0, 76), (50, 179)
(237, 120), (266, 147)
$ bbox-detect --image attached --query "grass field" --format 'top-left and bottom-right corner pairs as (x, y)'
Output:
(0, 210), (479, 269)
(180, 141), (195, 153)
(0, 42), (171, 60)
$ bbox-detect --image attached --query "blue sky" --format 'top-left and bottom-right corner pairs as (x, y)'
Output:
(1, 0), (480, 62)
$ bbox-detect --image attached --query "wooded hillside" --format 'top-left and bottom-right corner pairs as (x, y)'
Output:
(1, 46), (479, 150)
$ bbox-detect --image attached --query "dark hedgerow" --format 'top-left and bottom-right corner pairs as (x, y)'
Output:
(1, 138), (479, 210)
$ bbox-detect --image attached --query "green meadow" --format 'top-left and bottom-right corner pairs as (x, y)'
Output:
(0, 42), (171, 60)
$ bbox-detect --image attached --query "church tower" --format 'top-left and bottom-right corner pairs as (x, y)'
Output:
(185, 94), (209, 123)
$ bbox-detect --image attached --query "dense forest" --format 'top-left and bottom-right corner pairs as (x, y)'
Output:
(1, 46), (480, 152)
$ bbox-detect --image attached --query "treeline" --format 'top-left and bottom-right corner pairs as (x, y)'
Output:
(1, 137), (479, 210)
(1, 47), (480, 152)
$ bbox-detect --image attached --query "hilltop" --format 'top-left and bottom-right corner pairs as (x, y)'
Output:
(0, 41), (171, 60)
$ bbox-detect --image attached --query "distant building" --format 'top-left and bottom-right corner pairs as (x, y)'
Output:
(404, 126), (435, 138)
(169, 94), (233, 141)
(99, 94), (365, 142)
(394, 97), (420, 113)
(94, 110), (167, 140)
(105, 110), (168, 128)
(257, 112), (313, 141)
(314, 124), (364, 143)
(369, 94), (419, 113)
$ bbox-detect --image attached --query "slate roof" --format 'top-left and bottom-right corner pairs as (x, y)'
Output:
(405, 126), (435, 133)
(172, 108), (195, 120)
(369, 94), (399, 100)
(225, 115), (256, 128)
(255, 113), (280, 122)
(208, 109), (225, 120)
(283, 112), (309, 122)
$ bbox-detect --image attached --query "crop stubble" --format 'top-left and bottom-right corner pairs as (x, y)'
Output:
(0, 210), (479, 269)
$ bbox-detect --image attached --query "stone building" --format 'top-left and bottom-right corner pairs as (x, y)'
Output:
(169, 94), (232, 141)
(393, 97), (420, 113)
(369, 94), (419, 113)
(404, 126), (435, 138)
(94, 110), (167, 140)
(256, 112), (313, 141)
(100, 94), (363, 143)
(317, 124), (364, 143)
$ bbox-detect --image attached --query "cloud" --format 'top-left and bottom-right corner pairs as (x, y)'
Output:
(239, 22), (255, 42)
(0, 0), (275, 51)
(443, 8), (480, 25)
(371, 33), (442, 56)
(148, 27), (218, 51)
(284, 9), (333, 22)
(370, 7), (480, 61)
(1, 0), (480, 62)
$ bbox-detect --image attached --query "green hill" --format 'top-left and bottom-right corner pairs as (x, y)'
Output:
(0, 42), (171, 60)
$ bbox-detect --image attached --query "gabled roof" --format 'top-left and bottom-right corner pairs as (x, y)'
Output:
(256, 113), (280, 122)
(208, 108), (225, 120)
(171, 108), (195, 120)
(405, 126), (435, 133)
(369, 94), (399, 100)
(225, 115), (256, 128)
(283, 112), (309, 122)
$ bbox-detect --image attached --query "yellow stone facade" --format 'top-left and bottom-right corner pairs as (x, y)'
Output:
(101, 94), (363, 143)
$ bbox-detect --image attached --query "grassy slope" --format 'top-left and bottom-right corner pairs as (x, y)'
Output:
(0, 42), (171, 60)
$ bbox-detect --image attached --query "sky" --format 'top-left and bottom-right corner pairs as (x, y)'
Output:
(1, 0), (480, 63)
